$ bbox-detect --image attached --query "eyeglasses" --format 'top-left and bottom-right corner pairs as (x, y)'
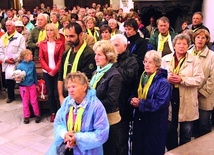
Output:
(143, 60), (155, 65)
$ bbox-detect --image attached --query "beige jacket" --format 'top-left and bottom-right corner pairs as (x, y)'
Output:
(188, 46), (214, 110)
(162, 52), (204, 122)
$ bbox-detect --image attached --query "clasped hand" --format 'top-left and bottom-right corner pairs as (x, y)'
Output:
(168, 73), (182, 84)
(131, 97), (140, 107)
(5, 58), (15, 64)
(64, 131), (76, 149)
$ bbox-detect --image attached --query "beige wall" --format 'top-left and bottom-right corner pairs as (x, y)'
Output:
(203, 0), (214, 42)
(53, 0), (65, 9)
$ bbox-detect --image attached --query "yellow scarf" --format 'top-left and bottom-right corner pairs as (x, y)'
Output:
(157, 32), (169, 52)
(37, 29), (46, 43)
(191, 47), (202, 57)
(172, 56), (185, 87)
(53, 22), (59, 29)
(87, 28), (97, 42)
(3, 31), (16, 47)
(63, 41), (87, 79)
(111, 31), (116, 37)
(138, 71), (156, 99)
(67, 106), (85, 132)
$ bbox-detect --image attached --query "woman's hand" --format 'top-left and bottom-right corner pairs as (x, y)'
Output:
(168, 73), (182, 84)
(131, 97), (140, 107)
(64, 131), (76, 149)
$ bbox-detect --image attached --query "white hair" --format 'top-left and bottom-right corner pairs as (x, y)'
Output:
(6, 20), (15, 26)
(108, 18), (117, 24)
(110, 34), (127, 45)
(38, 13), (49, 21)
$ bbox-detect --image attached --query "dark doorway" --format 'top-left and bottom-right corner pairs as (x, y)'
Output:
(65, 0), (110, 9)
(23, 0), (53, 12)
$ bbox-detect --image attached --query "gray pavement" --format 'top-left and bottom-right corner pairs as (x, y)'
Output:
(0, 90), (54, 155)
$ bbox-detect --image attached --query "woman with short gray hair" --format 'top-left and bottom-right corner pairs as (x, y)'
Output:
(162, 33), (204, 150)
(131, 50), (171, 155)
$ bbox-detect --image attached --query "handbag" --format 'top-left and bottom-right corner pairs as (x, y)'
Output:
(57, 142), (67, 155)
(57, 142), (74, 155)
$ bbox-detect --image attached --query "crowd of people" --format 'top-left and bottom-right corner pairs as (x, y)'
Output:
(0, 2), (213, 155)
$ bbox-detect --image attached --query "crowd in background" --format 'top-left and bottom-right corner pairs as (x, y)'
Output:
(0, 2), (213, 155)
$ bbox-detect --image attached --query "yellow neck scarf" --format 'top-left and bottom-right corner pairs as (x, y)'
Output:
(157, 32), (169, 52)
(63, 41), (87, 79)
(111, 31), (116, 37)
(172, 56), (185, 87)
(3, 31), (16, 47)
(87, 28), (97, 42)
(53, 22), (59, 28)
(67, 106), (85, 132)
(37, 29), (46, 43)
(192, 47), (202, 57)
(138, 71), (156, 99)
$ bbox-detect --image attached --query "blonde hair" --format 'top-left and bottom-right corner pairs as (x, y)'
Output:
(45, 23), (60, 40)
(18, 49), (32, 62)
(93, 40), (117, 63)
(84, 16), (96, 25)
(64, 72), (90, 90)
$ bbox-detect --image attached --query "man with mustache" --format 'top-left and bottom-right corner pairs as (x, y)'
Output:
(58, 22), (96, 105)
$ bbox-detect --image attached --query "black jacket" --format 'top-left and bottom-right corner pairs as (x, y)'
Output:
(116, 50), (139, 120)
(126, 32), (148, 76)
(58, 45), (96, 81)
(95, 65), (122, 114)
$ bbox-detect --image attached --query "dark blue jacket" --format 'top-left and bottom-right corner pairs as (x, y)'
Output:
(132, 68), (172, 155)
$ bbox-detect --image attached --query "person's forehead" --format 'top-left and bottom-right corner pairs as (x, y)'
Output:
(193, 14), (202, 18)
(66, 27), (77, 34)
(158, 20), (169, 25)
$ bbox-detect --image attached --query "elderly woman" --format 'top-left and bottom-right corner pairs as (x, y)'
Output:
(59, 15), (72, 36)
(85, 16), (99, 42)
(188, 29), (214, 137)
(47, 72), (109, 155)
(108, 18), (122, 37)
(162, 33), (204, 150)
(90, 40), (122, 155)
(131, 50), (171, 155)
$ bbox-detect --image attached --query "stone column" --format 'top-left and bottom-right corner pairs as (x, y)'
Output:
(53, 0), (65, 9)
(202, 0), (214, 42)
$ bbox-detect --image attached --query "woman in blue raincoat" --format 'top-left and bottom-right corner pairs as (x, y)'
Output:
(46, 72), (109, 155)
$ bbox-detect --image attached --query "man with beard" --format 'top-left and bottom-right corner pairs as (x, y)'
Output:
(58, 22), (96, 104)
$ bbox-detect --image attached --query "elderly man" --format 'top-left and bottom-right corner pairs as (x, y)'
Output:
(58, 22), (96, 104)
(110, 34), (139, 155)
(0, 20), (25, 103)
(191, 12), (209, 33)
(27, 13), (48, 60)
(149, 16), (177, 57)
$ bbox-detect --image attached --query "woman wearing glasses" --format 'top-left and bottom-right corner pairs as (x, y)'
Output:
(131, 50), (171, 155)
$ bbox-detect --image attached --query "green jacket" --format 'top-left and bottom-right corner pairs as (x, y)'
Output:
(149, 30), (177, 51)
(27, 27), (42, 60)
